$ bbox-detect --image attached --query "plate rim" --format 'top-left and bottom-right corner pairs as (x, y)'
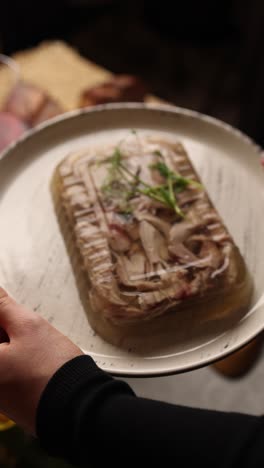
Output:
(1, 102), (264, 164)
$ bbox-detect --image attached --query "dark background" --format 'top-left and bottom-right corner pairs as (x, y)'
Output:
(1, 0), (264, 145)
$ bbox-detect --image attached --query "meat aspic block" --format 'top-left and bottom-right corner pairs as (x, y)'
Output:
(52, 134), (252, 347)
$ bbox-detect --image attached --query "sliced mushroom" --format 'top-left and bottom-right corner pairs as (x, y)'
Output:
(116, 253), (145, 284)
(135, 195), (165, 213)
(135, 212), (170, 237)
(169, 221), (194, 244)
(109, 225), (131, 252)
(116, 253), (164, 291)
(198, 240), (223, 270)
(168, 243), (199, 265)
(139, 220), (169, 263)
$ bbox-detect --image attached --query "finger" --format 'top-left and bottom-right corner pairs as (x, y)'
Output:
(0, 287), (27, 335)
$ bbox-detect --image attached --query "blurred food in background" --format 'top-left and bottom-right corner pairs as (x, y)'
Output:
(0, 112), (27, 152)
(0, 50), (148, 154)
(0, 414), (15, 432)
(4, 82), (63, 125)
(80, 74), (146, 106)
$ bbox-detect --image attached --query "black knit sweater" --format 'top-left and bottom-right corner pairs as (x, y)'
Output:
(36, 355), (264, 467)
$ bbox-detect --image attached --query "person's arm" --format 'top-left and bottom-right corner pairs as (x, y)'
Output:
(36, 355), (264, 467)
(0, 287), (263, 467)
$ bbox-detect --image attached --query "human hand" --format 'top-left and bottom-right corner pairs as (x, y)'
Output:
(0, 287), (83, 434)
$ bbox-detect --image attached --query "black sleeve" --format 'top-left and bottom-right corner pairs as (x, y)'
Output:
(36, 355), (264, 467)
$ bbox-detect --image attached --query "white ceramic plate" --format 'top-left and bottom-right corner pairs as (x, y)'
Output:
(0, 103), (264, 377)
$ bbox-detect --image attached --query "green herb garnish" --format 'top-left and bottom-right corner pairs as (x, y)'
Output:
(153, 150), (164, 158)
(151, 162), (198, 186)
(101, 145), (202, 217)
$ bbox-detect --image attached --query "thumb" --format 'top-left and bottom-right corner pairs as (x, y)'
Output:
(0, 287), (26, 336)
